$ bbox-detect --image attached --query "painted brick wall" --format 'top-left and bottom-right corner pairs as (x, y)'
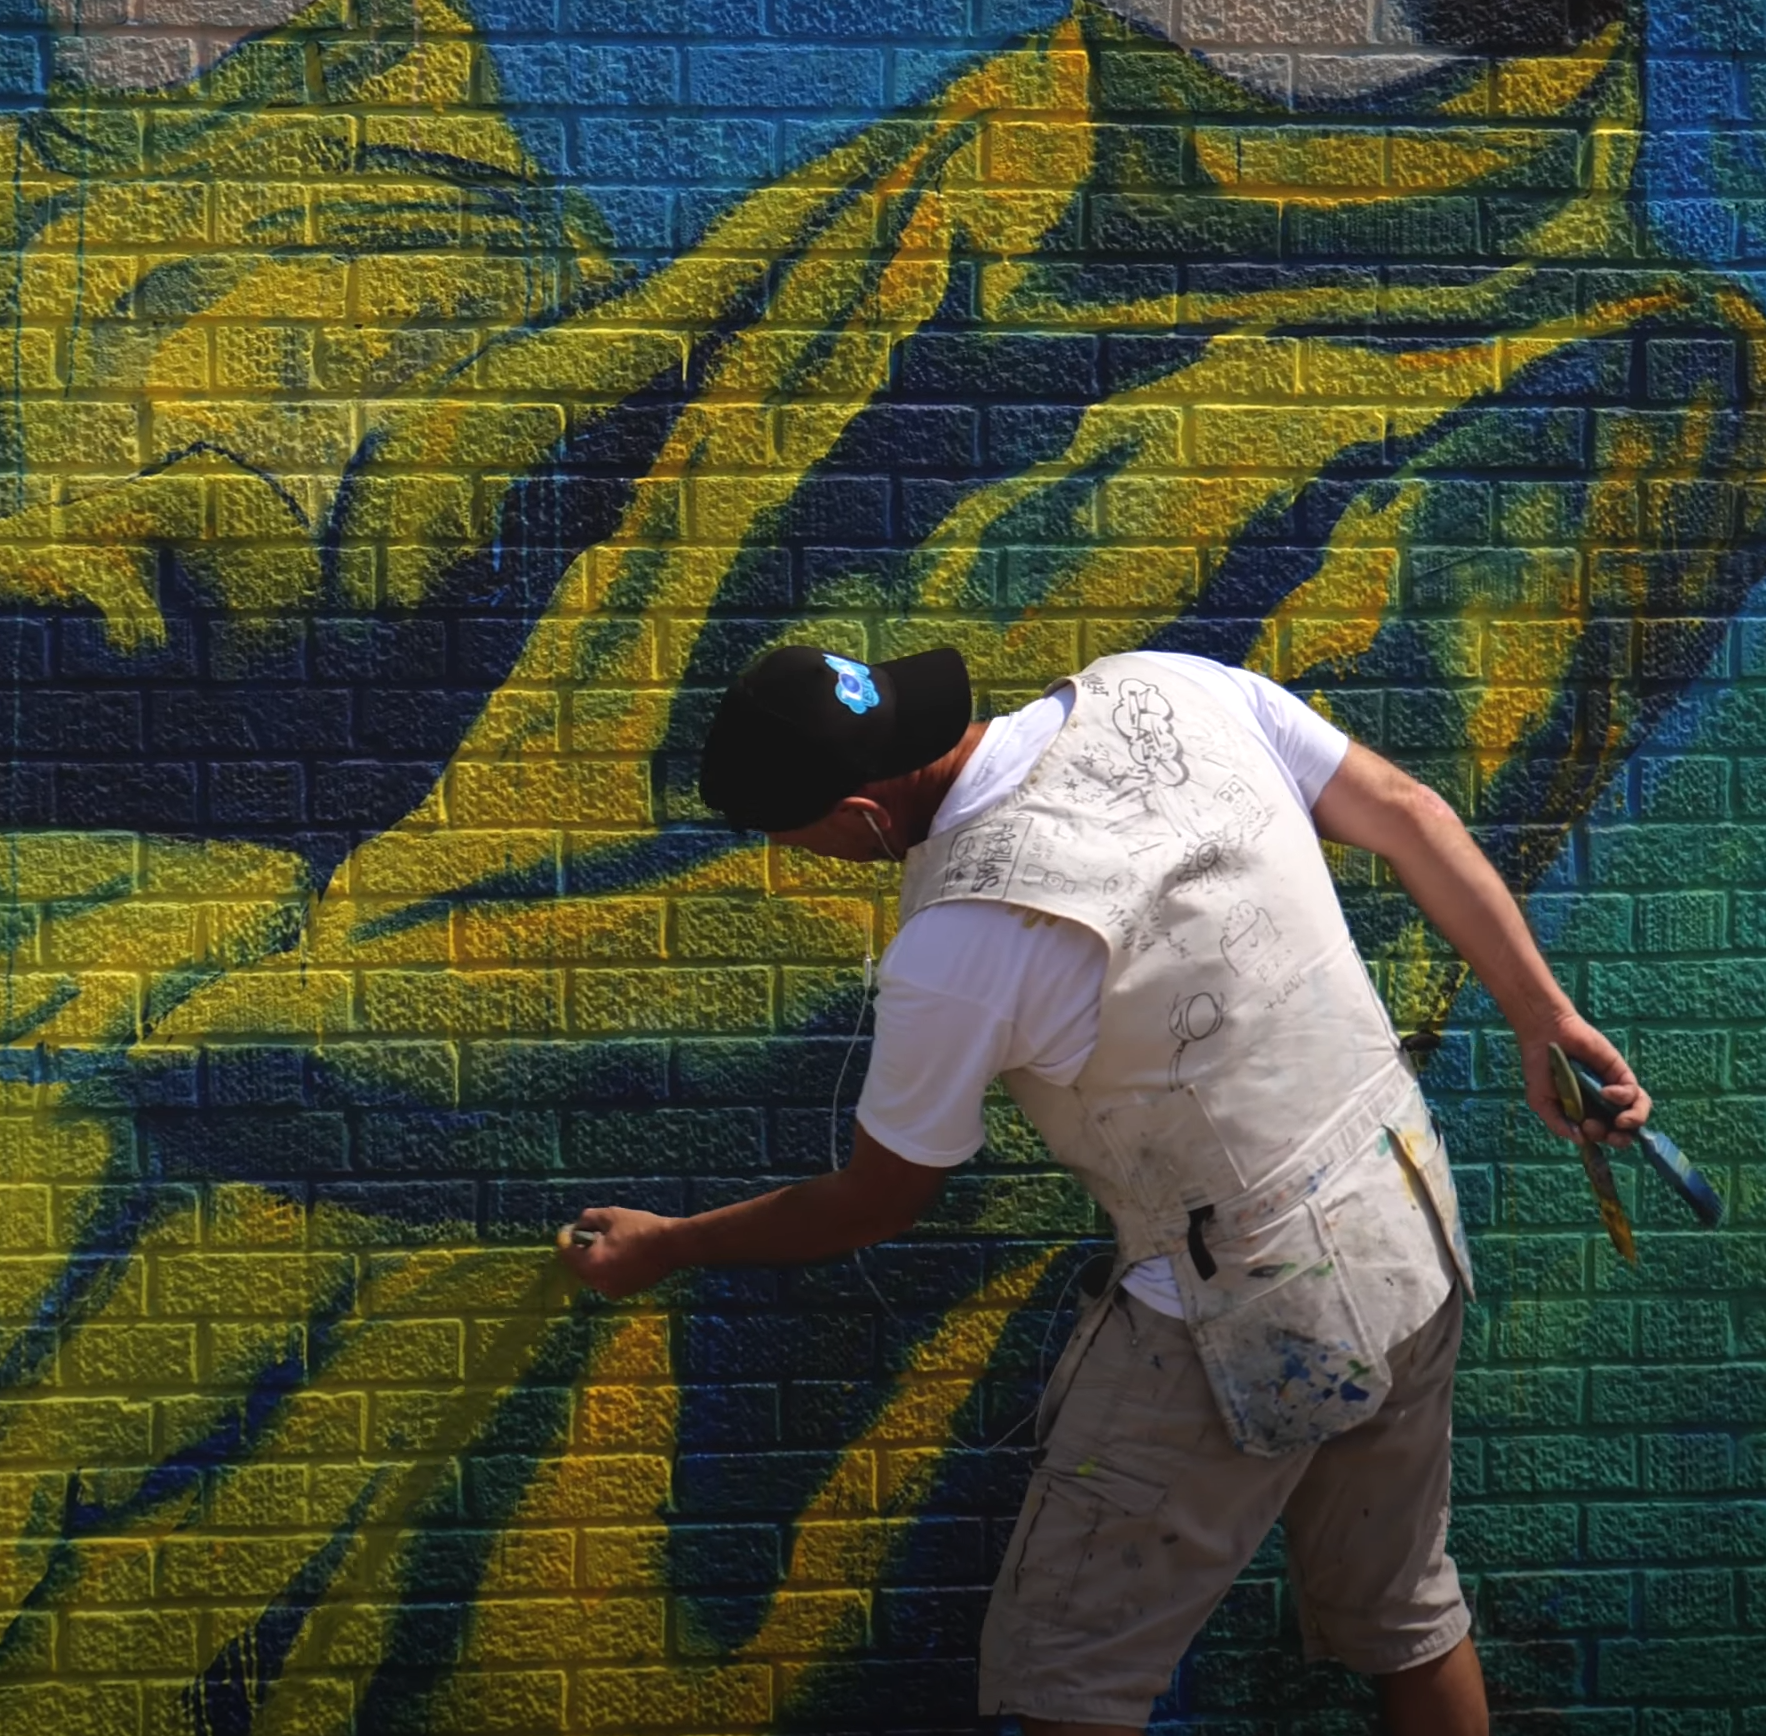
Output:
(0, 0), (1763, 1731)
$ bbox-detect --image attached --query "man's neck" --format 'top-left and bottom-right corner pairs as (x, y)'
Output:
(889, 720), (990, 850)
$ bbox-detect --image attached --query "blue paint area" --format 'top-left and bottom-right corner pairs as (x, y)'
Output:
(0, 1052), (204, 1393)
(756, 1250), (1087, 1727)
(1635, 0), (1766, 265)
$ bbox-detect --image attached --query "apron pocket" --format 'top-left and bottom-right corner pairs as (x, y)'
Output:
(1185, 1197), (1391, 1457)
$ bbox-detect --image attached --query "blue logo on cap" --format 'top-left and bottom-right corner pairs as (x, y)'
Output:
(825, 654), (880, 715)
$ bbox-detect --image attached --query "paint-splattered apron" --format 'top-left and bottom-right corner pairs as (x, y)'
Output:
(901, 653), (1475, 1456)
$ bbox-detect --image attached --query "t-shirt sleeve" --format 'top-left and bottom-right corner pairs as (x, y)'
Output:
(1224, 667), (1351, 807)
(856, 970), (1013, 1167)
(855, 902), (1104, 1168)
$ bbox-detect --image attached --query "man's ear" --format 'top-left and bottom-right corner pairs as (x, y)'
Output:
(840, 795), (899, 861)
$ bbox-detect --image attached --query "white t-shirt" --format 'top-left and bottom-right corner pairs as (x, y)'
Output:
(856, 654), (1351, 1317)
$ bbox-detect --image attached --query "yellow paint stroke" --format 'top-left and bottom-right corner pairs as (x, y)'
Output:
(737, 1244), (1062, 1699)
(443, 1308), (678, 1695)
(0, 0), (604, 648)
(909, 283), (1681, 666)
(0, 1214), (581, 1658)
(1466, 22), (1625, 117)
(1250, 482), (1419, 681)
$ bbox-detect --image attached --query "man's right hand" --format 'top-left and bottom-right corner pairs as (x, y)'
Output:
(1519, 1011), (1651, 1148)
(556, 1208), (679, 1299)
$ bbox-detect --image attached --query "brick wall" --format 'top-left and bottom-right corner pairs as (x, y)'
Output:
(0, 0), (1762, 1730)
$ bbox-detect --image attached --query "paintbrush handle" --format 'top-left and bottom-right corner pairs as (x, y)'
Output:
(1562, 1057), (1726, 1230)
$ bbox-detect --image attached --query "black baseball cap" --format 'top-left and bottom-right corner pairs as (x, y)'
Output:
(698, 645), (972, 831)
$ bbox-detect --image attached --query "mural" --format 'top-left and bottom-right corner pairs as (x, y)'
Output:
(1, 0), (1761, 1727)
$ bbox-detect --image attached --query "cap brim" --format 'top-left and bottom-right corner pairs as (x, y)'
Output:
(868, 647), (972, 780)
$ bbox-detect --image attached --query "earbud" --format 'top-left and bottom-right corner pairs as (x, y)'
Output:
(861, 809), (899, 863)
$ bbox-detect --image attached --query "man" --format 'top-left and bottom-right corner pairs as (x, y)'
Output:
(559, 644), (1650, 1736)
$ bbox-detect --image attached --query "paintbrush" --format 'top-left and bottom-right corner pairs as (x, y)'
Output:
(1547, 1044), (1638, 1266)
(1552, 1050), (1726, 1231)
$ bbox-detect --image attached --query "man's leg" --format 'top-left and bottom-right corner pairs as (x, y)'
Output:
(978, 1291), (1312, 1732)
(1281, 1292), (1475, 1708)
(1015, 1630), (1489, 1736)
(1376, 1633), (1487, 1736)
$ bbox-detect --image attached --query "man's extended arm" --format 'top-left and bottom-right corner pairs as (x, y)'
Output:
(557, 1122), (949, 1299)
(1310, 741), (1650, 1144)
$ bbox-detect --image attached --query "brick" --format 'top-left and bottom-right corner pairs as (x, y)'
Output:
(672, 895), (871, 961)
(457, 899), (664, 964)
(1593, 1366), (1766, 1427)
(412, 1669), (567, 1731)
(1487, 1433), (1638, 1495)
(1600, 1636), (1766, 1700)
(1480, 1570), (1633, 1636)
(1587, 1501), (1766, 1563)
(0, 1685), (141, 1736)
(0, 1399), (152, 1460)
(362, 970), (565, 1037)
(1643, 1432), (1736, 1493)
(469, 1595), (665, 1664)
(461, 1039), (668, 1106)
(1092, 193), (1281, 258)
(155, 1254), (352, 1319)
(570, 1108), (763, 1174)
(450, 760), (650, 826)
(202, 1464), (310, 1529)
(1642, 1567), (1735, 1632)
(573, 1664), (771, 1730)
(570, 967), (771, 1034)
(66, 1608), (201, 1672)
(356, 1110), (560, 1174)
(65, 1324), (199, 1387)
(1478, 1638), (1586, 1704)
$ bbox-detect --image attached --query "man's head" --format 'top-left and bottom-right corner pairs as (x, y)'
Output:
(697, 645), (973, 859)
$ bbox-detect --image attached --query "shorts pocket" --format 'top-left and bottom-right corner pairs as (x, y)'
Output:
(1185, 1198), (1391, 1457)
(1047, 1457), (1166, 1516)
(1008, 1457), (1167, 1617)
(1033, 1284), (1122, 1451)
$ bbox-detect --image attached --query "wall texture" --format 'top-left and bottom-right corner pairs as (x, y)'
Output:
(0, 0), (1762, 1730)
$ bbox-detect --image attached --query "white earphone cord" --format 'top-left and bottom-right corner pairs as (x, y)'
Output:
(861, 808), (899, 862)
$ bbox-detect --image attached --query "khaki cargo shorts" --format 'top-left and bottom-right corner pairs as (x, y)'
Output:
(978, 1285), (1469, 1729)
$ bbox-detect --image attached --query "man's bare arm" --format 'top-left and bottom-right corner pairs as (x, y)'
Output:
(1311, 741), (1649, 1144)
(557, 1122), (950, 1298)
